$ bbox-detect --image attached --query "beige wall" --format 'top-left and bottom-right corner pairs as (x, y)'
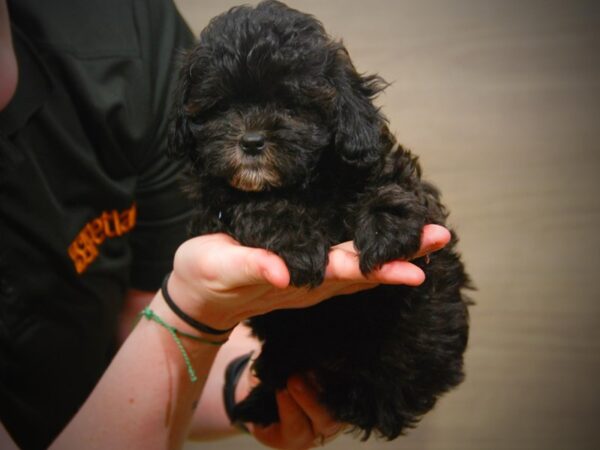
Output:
(175, 1), (600, 449)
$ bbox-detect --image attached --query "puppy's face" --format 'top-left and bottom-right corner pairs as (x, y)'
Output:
(184, 87), (332, 192)
(170, 1), (388, 192)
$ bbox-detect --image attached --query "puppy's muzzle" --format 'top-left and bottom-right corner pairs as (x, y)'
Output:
(228, 136), (282, 192)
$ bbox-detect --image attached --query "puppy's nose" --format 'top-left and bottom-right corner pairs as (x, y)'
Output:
(240, 132), (266, 155)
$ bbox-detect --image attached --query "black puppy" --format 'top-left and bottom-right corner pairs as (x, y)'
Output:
(169, 0), (471, 440)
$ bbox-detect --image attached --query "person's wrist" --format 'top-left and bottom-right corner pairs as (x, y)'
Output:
(165, 271), (240, 332)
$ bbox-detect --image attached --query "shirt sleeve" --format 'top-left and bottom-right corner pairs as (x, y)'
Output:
(127, 0), (196, 291)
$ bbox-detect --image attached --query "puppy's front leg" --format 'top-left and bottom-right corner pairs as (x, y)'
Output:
(269, 215), (330, 288)
(224, 205), (330, 288)
(353, 183), (427, 275)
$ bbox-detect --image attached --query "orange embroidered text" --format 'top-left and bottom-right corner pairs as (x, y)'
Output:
(68, 203), (137, 274)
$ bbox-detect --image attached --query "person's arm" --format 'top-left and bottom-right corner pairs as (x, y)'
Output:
(50, 225), (449, 449)
(188, 322), (260, 441)
(117, 289), (156, 344)
(0, 0), (17, 110)
(114, 272), (344, 446)
(0, 422), (19, 450)
(116, 290), (337, 446)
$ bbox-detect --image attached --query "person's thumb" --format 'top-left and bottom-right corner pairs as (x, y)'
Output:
(224, 245), (291, 289)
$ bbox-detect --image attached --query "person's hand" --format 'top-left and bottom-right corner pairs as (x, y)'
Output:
(167, 224), (450, 331)
(249, 376), (345, 450)
(230, 345), (344, 449)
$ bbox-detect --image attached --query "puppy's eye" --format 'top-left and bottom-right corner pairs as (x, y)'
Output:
(184, 102), (203, 117)
(205, 101), (230, 116)
(188, 102), (229, 122)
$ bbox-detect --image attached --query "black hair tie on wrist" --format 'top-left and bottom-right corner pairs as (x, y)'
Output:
(223, 352), (254, 433)
(161, 272), (236, 335)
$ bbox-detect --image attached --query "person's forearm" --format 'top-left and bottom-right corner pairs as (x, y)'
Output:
(0, 0), (18, 111)
(51, 291), (229, 450)
(117, 289), (156, 345)
(189, 323), (260, 441)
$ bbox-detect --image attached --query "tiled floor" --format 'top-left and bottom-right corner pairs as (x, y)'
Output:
(175, 1), (600, 449)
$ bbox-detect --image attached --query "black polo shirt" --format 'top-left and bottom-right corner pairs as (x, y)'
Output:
(0, 1), (195, 448)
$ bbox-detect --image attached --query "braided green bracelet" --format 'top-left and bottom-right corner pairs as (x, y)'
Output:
(138, 307), (228, 383)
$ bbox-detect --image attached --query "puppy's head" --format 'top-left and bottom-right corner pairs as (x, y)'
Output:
(169, 0), (388, 192)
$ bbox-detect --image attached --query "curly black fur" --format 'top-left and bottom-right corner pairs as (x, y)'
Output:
(169, 0), (471, 440)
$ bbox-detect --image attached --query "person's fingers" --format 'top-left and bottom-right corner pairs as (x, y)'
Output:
(251, 389), (314, 450)
(331, 224), (450, 260)
(287, 376), (342, 440)
(323, 245), (362, 281)
(185, 224), (450, 293)
(324, 224), (451, 285)
(238, 247), (291, 289)
(278, 388), (317, 449)
(325, 248), (425, 286)
(329, 240), (357, 253)
(371, 260), (425, 286)
(413, 224), (451, 259)
(193, 234), (291, 289)
(249, 421), (288, 450)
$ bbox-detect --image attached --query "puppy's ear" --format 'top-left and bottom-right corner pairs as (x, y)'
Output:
(331, 48), (389, 167)
(167, 51), (198, 161)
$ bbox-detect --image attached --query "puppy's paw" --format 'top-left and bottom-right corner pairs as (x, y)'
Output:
(277, 242), (329, 287)
(232, 383), (279, 426)
(354, 188), (427, 274)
